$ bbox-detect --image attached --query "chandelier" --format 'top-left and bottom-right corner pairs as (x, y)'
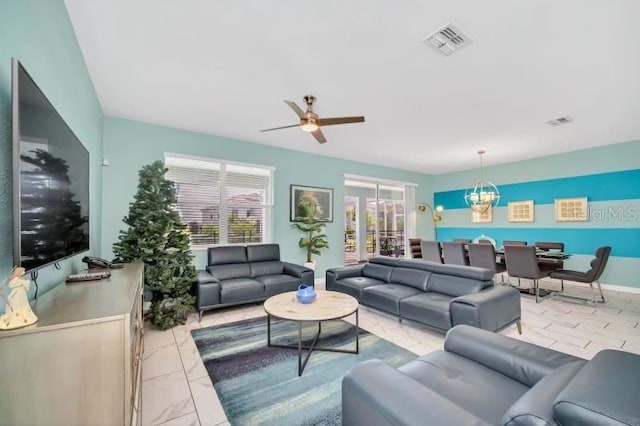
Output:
(464, 150), (500, 213)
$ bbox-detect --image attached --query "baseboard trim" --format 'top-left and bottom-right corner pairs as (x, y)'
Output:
(587, 281), (640, 295)
(540, 277), (640, 295)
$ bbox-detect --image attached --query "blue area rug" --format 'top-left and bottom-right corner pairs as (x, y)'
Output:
(191, 316), (417, 425)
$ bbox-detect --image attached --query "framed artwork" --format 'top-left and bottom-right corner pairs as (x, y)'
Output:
(290, 185), (333, 222)
(508, 200), (535, 222)
(555, 197), (588, 222)
(470, 205), (492, 223)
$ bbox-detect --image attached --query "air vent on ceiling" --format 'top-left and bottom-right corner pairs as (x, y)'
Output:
(546, 116), (574, 126)
(423, 23), (472, 56)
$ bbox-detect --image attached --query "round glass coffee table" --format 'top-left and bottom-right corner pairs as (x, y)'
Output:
(263, 290), (359, 376)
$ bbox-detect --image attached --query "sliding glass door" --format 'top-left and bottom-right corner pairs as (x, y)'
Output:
(344, 179), (406, 264)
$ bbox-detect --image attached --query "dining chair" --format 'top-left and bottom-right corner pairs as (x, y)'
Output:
(535, 241), (566, 276)
(549, 246), (611, 304)
(503, 240), (527, 246)
(441, 242), (469, 266)
(469, 243), (507, 283)
(420, 240), (443, 263)
(409, 238), (422, 259)
(504, 245), (552, 303)
(453, 239), (472, 244)
(477, 239), (493, 245)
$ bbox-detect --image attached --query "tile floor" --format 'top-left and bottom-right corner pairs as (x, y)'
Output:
(141, 279), (640, 426)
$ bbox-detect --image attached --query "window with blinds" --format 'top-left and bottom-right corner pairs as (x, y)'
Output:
(164, 154), (273, 247)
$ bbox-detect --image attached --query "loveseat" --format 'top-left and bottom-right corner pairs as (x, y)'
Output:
(326, 257), (520, 332)
(343, 325), (640, 425)
(195, 244), (314, 320)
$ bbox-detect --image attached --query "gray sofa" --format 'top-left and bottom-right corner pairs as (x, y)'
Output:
(195, 244), (314, 320)
(326, 257), (520, 332)
(343, 325), (640, 426)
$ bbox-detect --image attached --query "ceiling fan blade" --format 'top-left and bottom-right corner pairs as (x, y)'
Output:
(260, 124), (300, 132)
(311, 128), (327, 144)
(284, 100), (305, 118)
(318, 116), (365, 126)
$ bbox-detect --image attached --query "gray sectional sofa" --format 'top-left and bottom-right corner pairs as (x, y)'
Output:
(195, 244), (314, 320)
(343, 324), (640, 426)
(326, 257), (521, 332)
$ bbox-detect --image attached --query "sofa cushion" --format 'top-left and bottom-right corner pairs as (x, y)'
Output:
(400, 292), (455, 330)
(208, 246), (247, 265)
(554, 350), (640, 426)
(427, 272), (492, 297)
(219, 278), (264, 303)
(246, 244), (280, 262)
(362, 284), (423, 315)
(390, 267), (431, 291)
(501, 360), (586, 426)
(255, 274), (300, 297)
(362, 263), (393, 283)
(207, 263), (251, 280)
(334, 277), (386, 300)
(399, 350), (529, 425)
(249, 260), (284, 277)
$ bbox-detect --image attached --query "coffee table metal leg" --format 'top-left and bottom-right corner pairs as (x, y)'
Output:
(298, 321), (322, 376)
(268, 313), (359, 376)
(355, 309), (359, 354)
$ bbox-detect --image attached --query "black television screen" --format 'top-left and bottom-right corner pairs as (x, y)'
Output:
(12, 59), (90, 272)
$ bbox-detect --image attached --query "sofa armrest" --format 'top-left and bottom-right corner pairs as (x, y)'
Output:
(196, 270), (221, 310)
(444, 325), (583, 388)
(197, 270), (220, 285)
(342, 359), (490, 426)
(450, 286), (521, 332)
(327, 265), (364, 280)
(326, 265), (365, 292)
(554, 350), (640, 426)
(283, 262), (314, 284)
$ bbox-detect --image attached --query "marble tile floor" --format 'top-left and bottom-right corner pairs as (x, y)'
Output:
(141, 279), (640, 426)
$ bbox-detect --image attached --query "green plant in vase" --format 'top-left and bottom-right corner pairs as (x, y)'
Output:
(292, 196), (329, 266)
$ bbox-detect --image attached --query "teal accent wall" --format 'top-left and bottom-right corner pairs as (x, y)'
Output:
(0, 0), (104, 302)
(433, 141), (640, 289)
(101, 117), (433, 276)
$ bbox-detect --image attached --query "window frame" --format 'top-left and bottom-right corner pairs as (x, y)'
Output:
(164, 152), (275, 248)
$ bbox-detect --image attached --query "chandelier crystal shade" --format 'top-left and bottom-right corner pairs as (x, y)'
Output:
(464, 150), (500, 213)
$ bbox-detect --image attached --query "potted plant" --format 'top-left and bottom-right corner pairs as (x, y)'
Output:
(292, 196), (329, 270)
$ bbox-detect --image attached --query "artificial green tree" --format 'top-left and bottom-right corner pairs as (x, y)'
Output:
(292, 195), (329, 263)
(113, 161), (196, 330)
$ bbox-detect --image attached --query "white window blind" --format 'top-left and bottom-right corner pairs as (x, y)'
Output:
(165, 154), (273, 247)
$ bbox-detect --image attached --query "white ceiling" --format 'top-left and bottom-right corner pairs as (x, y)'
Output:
(64, 0), (640, 174)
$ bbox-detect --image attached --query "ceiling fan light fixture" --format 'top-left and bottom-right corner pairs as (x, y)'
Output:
(300, 120), (319, 132)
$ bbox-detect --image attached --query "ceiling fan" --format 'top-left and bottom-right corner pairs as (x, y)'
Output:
(260, 95), (365, 144)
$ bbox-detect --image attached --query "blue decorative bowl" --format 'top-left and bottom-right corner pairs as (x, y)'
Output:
(296, 284), (316, 304)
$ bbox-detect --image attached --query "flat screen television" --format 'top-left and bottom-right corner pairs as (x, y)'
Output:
(12, 59), (90, 272)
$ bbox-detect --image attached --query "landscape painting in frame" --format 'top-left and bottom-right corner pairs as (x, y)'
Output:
(290, 185), (333, 222)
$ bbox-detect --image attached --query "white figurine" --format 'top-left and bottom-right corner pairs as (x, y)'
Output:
(0, 267), (38, 330)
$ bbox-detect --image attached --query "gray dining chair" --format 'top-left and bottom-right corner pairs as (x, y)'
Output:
(469, 243), (507, 283)
(535, 241), (566, 278)
(504, 245), (551, 303)
(441, 242), (469, 266)
(503, 240), (527, 246)
(453, 239), (472, 244)
(409, 238), (422, 259)
(420, 240), (443, 263)
(550, 246), (611, 304)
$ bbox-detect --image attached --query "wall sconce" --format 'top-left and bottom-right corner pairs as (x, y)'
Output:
(418, 203), (444, 239)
